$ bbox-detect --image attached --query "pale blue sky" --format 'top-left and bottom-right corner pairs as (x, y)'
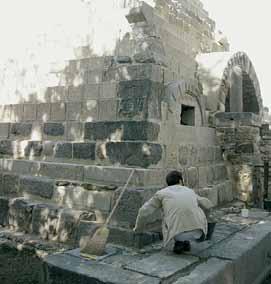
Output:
(201, 0), (271, 108)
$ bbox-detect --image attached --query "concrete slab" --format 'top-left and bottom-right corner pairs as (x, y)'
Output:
(173, 258), (234, 284)
(125, 251), (199, 279)
(45, 253), (160, 284)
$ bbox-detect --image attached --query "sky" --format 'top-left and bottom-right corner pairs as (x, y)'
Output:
(0, 1), (270, 107)
(201, 0), (271, 108)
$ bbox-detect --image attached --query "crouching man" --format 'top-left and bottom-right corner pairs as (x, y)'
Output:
(134, 170), (214, 254)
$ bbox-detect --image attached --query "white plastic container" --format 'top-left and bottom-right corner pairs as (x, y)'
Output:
(241, 209), (249, 218)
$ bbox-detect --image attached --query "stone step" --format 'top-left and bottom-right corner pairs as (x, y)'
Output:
(0, 173), (117, 214)
(0, 158), (165, 186)
(0, 197), (95, 245)
(0, 139), (164, 168)
(0, 120), (160, 142)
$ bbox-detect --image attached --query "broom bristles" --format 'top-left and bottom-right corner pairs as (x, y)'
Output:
(80, 226), (110, 257)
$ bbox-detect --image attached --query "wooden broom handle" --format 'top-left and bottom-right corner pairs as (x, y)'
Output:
(105, 169), (135, 226)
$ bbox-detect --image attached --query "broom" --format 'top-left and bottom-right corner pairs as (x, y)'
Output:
(80, 169), (135, 257)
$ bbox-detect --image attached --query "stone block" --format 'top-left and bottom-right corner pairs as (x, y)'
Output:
(186, 167), (199, 189)
(67, 86), (84, 102)
(24, 141), (43, 158)
(99, 99), (117, 121)
(0, 197), (9, 226)
(42, 141), (56, 157)
(2, 173), (20, 196)
(10, 123), (32, 138)
(179, 144), (198, 167)
(87, 70), (103, 84)
(103, 142), (163, 168)
(81, 100), (98, 122)
(37, 103), (51, 121)
(82, 84), (100, 100)
(110, 187), (160, 229)
(217, 181), (233, 204)
(39, 162), (84, 181)
(45, 253), (160, 284)
(125, 252), (199, 280)
(23, 104), (37, 121)
(215, 112), (261, 127)
(2, 159), (39, 175)
(100, 82), (117, 99)
(53, 184), (112, 212)
(46, 86), (67, 102)
(31, 203), (59, 240)
(54, 142), (72, 159)
(75, 220), (100, 245)
(66, 122), (83, 141)
(84, 121), (160, 142)
(198, 167), (208, 188)
(73, 143), (95, 160)
(66, 102), (82, 121)
(0, 123), (10, 138)
(43, 123), (65, 137)
(9, 198), (35, 232)
(206, 166), (215, 186)
(0, 140), (13, 155)
(198, 187), (218, 207)
(51, 103), (66, 121)
(57, 208), (85, 243)
(173, 258), (233, 284)
(10, 104), (23, 122)
(0, 105), (11, 122)
(200, 222), (271, 284)
(108, 226), (160, 248)
(20, 176), (55, 199)
(84, 165), (164, 187)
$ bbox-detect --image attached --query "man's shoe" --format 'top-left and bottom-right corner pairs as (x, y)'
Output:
(173, 241), (191, 254)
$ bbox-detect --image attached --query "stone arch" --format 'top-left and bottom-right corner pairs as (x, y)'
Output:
(164, 80), (207, 126)
(196, 52), (263, 122)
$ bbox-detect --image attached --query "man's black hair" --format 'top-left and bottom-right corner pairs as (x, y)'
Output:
(166, 171), (183, 186)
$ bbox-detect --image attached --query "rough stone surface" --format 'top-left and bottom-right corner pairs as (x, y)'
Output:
(45, 253), (160, 284)
(104, 142), (163, 168)
(20, 176), (55, 199)
(73, 143), (95, 160)
(0, 197), (9, 226)
(126, 252), (198, 279)
(54, 142), (72, 159)
(2, 173), (20, 196)
(10, 123), (32, 137)
(43, 122), (65, 137)
(84, 121), (160, 142)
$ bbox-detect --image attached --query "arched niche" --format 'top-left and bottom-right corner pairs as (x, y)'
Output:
(196, 52), (263, 124)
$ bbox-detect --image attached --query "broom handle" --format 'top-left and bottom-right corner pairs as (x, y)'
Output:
(105, 169), (135, 226)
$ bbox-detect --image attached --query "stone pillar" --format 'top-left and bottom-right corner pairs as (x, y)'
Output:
(229, 66), (243, 112)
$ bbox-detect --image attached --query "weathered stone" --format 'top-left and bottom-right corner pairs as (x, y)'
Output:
(24, 141), (43, 157)
(82, 84), (100, 100)
(99, 99), (117, 121)
(66, 102), (82, 121)
(84, 121), (160, 141)
(186, 167), (199, 189)
(10, 104), (23, 122)
(54, 142), (72, 159)
(2, 173), (20, 196)
(45, 253), (160, 284)
(23, 104), (37, 121)
(37, 103), (51, 121)
(173, 258), (233, 284)
(31, 203), (59, 240)
(10, 123), (32, 137)
(66, 122), (83, 141)
(43, 123), (65, 137)
(73, 143), (95, 160)
(2, 159), (39, 175)
(20, 176), (55, 199)
(81, 100), (98, 121)
(0, 197), (9, 226)
(0, 123), (10, 138)
(126, 252), (199, 280)
(0, 140), (13, 155)
(9, 198), (35, 232)
(51, 102), (66, 121)
(39, 162), (84, 181)
(104, 142), (163, 168)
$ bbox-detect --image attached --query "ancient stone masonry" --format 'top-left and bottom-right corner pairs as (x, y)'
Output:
(0, 0), (265, 250)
